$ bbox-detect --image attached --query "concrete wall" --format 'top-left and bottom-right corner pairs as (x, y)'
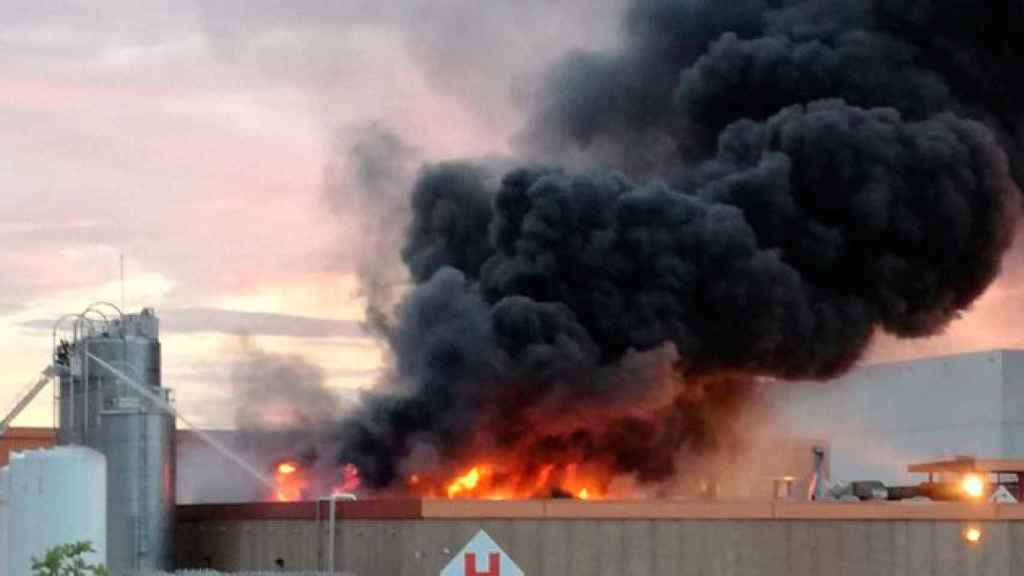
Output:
(177, 501), (1024, 576)
(773, 350), (1024, 484)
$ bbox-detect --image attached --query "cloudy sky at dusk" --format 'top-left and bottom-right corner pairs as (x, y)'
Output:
(5, 0), (1024, 430)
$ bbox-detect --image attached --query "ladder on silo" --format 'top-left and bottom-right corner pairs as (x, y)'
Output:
(0, 370), (52, 437)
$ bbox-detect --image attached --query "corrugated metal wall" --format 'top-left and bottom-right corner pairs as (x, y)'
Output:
(176, 501), (1024, 576)
(177, 518), (1022, 576)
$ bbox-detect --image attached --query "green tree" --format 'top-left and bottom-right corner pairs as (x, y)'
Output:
(31, 542), (109, 576)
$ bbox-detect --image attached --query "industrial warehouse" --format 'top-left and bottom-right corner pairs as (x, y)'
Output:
(5, 306), (1024, 575)
(5, 0), (1024, 575)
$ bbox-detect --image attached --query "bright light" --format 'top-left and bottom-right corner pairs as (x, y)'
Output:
(961, 473), (986, 499)
(964, 527), (983, 543)
(447, 466), (484, 499)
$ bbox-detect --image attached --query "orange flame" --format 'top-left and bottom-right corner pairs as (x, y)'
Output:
(410, 462), (604, 500)
(330, 462), (361, 496)
(273, 460), (307, 502)
(447, 466), (487, 498)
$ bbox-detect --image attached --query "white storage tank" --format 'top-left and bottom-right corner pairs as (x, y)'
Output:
(7, 447), (106, 576)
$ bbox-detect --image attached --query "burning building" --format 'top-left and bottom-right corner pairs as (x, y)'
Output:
(153, 0), (1024, 511)
(321, 0), (1024, 503)
(175, 349), (1024, 575)
(11, 0), (1024, 573)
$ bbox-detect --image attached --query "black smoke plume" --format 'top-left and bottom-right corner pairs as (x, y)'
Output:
(336, 0), (1023, 490)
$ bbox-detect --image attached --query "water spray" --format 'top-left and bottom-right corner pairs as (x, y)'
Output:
(86, 352), (274, 490)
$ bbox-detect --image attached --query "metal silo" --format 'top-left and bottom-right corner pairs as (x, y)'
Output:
(54, 304), (176, 574)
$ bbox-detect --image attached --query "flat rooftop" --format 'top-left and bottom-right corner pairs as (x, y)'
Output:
(178, 499), (1024, 522)
(909, 457), (1024, 474)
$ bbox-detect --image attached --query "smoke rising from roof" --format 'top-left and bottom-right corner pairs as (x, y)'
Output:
(335, 0), (1024, 489)
(232, 340), (340, 431)
(323, 124), (418, 332)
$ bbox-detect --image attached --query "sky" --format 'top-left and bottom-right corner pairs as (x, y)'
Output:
(4, 0), (1024, 430)
(0, 0), (622, 429)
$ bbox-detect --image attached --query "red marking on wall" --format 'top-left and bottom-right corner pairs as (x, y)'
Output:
(464, 552), (500, 576)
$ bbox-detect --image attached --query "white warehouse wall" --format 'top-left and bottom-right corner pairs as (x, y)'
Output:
(771, 350), (1022, 485)
(999, 351), (1024, 457)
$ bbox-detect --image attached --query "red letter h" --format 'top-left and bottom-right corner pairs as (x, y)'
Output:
(464, 552), (500, 576)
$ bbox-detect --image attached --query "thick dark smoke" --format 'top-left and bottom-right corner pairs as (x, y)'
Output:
(527, 0), (1024, 181)
(336, 0), (1023, 489)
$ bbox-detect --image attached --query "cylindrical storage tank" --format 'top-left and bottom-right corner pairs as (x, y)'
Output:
(55, 308), (173, 574)
(59, 333), (161, 448)
(101, 404), (175, 573)
(7, 447), (106, 576)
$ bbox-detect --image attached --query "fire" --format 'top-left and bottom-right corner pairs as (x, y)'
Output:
(268, 457), (604, 501)
(447, 466), (486, 498)
(961, 473), (986, 500)
(269, 459), (362, 502)
(273, 459), (307, 502)
(331, 462), (361, 496)
(410, 462), (604, 500)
